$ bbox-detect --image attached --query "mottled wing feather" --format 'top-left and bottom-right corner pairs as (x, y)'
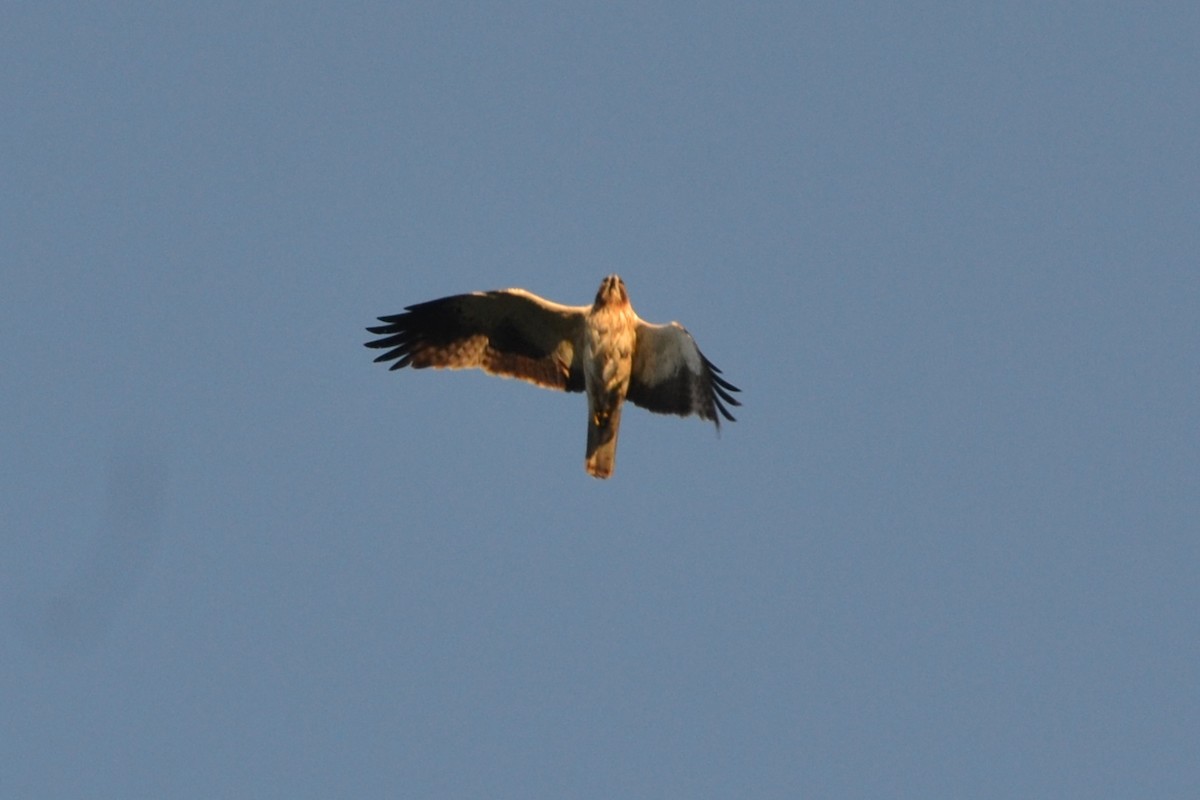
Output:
(627, 321), (741, 426)
(365, 288), (588, 392)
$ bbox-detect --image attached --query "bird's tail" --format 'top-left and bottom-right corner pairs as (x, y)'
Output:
(585, 405), (622, 479)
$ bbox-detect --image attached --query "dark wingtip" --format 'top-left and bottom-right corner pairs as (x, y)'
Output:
(712, 373), (740, 393)
(366, 311), (414, 366)
(712, 398), (737, 424)
(713, 382), (741, 407)
(701, 353), (741, 424)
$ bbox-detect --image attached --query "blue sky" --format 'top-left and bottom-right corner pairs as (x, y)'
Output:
(3, 3), (1198, 797)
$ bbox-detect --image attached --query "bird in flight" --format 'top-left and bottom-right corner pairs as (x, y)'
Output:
(364, 275), (740, 479)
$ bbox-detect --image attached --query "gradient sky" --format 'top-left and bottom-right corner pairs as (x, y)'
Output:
(3, 3), (1198, 797)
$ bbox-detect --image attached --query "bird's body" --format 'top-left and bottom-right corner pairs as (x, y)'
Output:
(365, 275), (739, 478)
(581, 276), (637, 477)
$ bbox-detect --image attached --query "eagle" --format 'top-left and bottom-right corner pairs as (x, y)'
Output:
(364, 275), (740, 479)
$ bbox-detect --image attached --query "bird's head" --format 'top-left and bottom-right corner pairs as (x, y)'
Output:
(593, 274), (629, 308)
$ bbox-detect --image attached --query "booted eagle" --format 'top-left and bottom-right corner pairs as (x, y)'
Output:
(364, 275), (739, 479)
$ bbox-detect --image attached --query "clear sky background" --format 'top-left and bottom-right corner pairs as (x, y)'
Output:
(3, 3), (1197, 797)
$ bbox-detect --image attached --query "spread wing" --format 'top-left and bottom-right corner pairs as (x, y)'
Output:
(627, 321), (741, 427)
(365, 288), (588, 392)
